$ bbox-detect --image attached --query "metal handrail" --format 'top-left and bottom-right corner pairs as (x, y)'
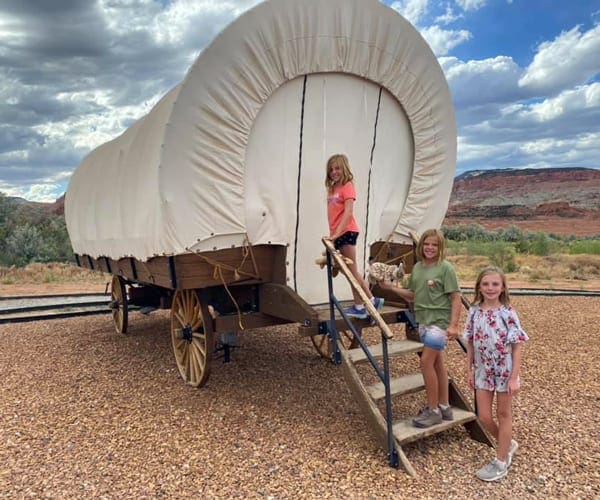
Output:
(322, 237), (399, 468)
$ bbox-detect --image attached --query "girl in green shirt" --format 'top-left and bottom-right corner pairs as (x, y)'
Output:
(378, 229), (462, 428)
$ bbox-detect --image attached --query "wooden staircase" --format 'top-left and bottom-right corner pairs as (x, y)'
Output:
(320, 238), (493, 476)
(339, 334), (492, 476)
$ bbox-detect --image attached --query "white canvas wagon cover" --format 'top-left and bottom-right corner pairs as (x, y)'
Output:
(66, 0), (456, 303)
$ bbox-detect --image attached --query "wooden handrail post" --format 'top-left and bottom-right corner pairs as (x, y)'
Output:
(322, 238), (394, 340)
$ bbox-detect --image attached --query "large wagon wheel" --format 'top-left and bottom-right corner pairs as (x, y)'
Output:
(110, 275), (128, 334)
(311, 329), (359, 359)
(170, 289), (214, 388)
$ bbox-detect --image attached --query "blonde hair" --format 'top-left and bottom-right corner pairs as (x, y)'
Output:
(325, 154), (354, 193)
(473, 265), (511, 306)
(417, 229), (446, 263)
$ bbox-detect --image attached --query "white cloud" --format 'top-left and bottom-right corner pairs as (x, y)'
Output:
(149, 0), (261, 46)
(455, 0), (487, 11)
(435, 5), (461, 25)
(24, 184), (63, 203)
(0, 181), (65, 203)
(441, 55), (523, 106)
(457, 137), (510, 162)
(389, 0), (429, 25)
(420, 25), (471, 56)
(516, 82), (600, 122)
(456, 83), (600, 171)
(519, 137), (566, 155)
(519, 24), (600, 94)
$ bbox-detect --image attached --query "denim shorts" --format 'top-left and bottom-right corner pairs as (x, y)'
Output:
(419, 324), (448, 351)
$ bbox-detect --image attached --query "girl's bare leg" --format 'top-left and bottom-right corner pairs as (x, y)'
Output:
(434, 353), (449, 406)
(420, 348), (440, 409)
(339, 244), (373, 304)
(475, 389), (498, 440)
(496, 392), (513, 462)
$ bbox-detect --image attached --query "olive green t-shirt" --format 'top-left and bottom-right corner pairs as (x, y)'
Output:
(407, 260), (460, 329)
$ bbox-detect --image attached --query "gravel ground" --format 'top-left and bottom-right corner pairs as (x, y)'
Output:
(0, 296), (599, 499)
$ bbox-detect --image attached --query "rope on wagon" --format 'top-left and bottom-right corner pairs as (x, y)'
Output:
(196, 239), (260, 331)
(212, 265), (245, 331)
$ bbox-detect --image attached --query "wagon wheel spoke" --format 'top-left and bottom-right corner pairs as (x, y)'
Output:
(190, 316), (203, 332)
(110, 275), (128, 334)
(173, 308), (187, 327)
(170, 290), (213, 388)
(192, 334), (208, 356)
(310, 329), (358, 359)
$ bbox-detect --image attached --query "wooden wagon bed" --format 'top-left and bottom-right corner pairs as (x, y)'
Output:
(75, 244), (287, 291)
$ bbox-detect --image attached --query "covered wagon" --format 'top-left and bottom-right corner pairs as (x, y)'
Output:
(65, 0), (456, 389)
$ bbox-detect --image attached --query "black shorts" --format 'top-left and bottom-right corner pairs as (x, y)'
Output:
(334, 231), (359, 250)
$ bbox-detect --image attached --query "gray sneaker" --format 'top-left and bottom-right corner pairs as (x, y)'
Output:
(476, 458), (508, 482)
(439, 405), (454, 421)
(507, 439), (519, 467)
(417, 405), (453, 420)
(412, 407), (442, 428)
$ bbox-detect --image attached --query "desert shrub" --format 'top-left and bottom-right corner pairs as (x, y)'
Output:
(493, 225), (524, 242)
(528, 271), (551, 281)
(4, 224), (54, 267)
(459, 241), (518, 273)
(565, 255), (600, 280)
(487, 242), (518, 272)
(528, 233), (551, 256)
(442, 224), (489, 241)
(0, 192), (74, 266)
(569, 240), (600, 255)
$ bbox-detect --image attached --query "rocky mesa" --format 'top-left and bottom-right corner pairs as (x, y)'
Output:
(444, 167), (600, 237)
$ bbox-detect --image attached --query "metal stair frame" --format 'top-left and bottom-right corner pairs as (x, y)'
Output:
(323, 240), (405, 469)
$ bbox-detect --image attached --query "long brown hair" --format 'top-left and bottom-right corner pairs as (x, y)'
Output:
(417, 229), (446, 264)
(473, 265), (511, 306)
(325, 154), (354, 194)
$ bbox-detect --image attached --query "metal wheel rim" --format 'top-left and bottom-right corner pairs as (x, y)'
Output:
(170, 290), (213, 388)
(110, 275), (128, 334)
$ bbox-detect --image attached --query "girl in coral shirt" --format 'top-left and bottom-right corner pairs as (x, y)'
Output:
(325, 154), (383, 318)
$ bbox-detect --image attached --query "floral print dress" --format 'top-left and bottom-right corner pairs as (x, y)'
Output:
(463, 305), (529, 392)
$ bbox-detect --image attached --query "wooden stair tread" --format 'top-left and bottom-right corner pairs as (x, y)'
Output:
(392, 407), (477, 445)
(347, 339), (423, 363)
(366, 372), (424, 400)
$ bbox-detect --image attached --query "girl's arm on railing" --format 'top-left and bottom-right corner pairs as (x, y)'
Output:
(377, 281), (414, 302)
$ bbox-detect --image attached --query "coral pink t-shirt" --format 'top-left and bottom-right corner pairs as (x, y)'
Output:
(327, 182), (359, 235)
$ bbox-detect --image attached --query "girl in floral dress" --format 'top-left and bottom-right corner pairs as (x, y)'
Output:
(464, 266), (529, 482)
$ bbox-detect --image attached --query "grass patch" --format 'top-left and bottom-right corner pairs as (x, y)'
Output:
(0, 262), (109, 285)
(569, 240), (600, 255)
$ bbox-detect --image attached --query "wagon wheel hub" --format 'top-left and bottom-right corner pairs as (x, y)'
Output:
(181, 324), (193, 342)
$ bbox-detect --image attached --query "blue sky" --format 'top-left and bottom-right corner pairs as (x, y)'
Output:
(0, 0), (598, 202)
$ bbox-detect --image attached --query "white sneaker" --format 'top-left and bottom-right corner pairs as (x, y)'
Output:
(507, 439), (519, 467)
(476, 458), (508, 482)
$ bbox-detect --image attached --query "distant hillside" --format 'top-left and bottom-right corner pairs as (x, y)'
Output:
(445, 167), (600, 236)
(5, 194), (64, 216)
